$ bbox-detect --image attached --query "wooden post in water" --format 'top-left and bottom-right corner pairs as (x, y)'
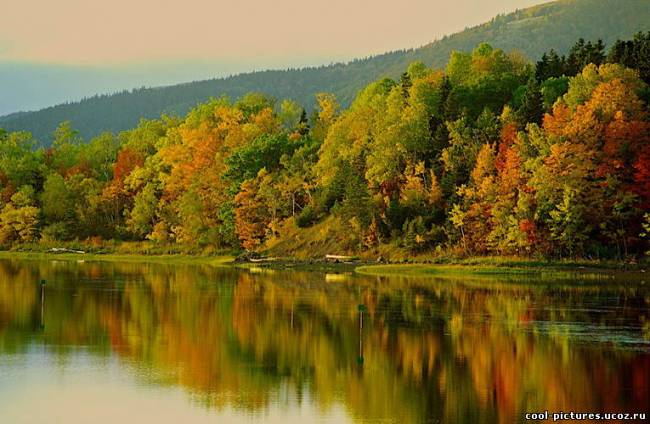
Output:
(40, 280), (46, 329)
(357, 304), (366, 365)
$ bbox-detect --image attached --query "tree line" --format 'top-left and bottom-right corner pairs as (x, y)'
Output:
(0, 34), (649, 259)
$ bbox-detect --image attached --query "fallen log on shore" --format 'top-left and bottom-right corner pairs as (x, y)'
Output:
(325, 254), (359, 262)
(48, 248), (86, 254)
(249, 257), (280, 263)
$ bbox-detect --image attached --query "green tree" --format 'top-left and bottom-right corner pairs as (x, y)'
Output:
(225, 133), (296, 189)
(518, 78), (544, 124)
(40, 173), (75, 225)
(540, 77), (569, 109)
(126, 183), (159, 238)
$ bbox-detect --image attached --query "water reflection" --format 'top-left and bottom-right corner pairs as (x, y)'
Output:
(0, 259), (648, 423)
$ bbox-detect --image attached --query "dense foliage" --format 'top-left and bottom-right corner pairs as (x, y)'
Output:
(1, 0), (648, 144)
(0, 35), (649, 259)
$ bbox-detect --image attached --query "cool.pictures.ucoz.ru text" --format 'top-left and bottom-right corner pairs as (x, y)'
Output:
(524, 411), (646, 421)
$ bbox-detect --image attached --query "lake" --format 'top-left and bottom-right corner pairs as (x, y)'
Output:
(0, 258), (648, 423)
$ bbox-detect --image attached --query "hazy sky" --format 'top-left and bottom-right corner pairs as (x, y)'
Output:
(1, 0), (543, 65)
(0, 0), (544, 114)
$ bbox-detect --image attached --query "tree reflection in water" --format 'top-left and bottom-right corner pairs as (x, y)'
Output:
(0, 259), (648, 423)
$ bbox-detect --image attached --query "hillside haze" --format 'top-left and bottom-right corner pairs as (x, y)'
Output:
(2, 0), (649, 144)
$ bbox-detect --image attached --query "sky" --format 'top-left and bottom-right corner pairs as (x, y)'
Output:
(0, 0), (544, 115)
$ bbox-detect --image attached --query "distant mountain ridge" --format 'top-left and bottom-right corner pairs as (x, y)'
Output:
(2, 0), (649, 144)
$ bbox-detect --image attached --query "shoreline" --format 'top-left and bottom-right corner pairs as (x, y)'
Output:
(0, 251), (646, 278)
(0, 251), (235, 267)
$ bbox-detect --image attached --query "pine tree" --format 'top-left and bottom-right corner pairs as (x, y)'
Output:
(535, 52), (549, 81)
(518, 78), (544, 125)
(566, 38), (586, 75)
(298, 109), (310, 136)
(608, 32), (650, 83)
(400, 72), (412, 98)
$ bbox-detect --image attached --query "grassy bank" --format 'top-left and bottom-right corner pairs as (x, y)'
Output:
(356, 258), (648, 279)
(1, 241), (647, 276)
(0, 251), (235, 267)
(7, 239), (239, 256)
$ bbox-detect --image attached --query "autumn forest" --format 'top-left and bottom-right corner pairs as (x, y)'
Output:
(0, 34), (649, 260)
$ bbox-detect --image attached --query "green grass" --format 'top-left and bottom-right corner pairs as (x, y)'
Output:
(355, 262), (647, 280)
(9, 239), (242, 256)
(353, 262), (650, 289)
(263, 216), (355, 260)
(0, 251), (235, 267)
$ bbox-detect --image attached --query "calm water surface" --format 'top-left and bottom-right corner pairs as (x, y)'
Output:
(0, 259), (648, 423)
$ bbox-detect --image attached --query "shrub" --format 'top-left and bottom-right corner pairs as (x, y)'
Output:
(296, 205), (318, 228)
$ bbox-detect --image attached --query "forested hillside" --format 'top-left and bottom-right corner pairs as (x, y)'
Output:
(1, 0), (648, 144)
(0, 33), (648, 259)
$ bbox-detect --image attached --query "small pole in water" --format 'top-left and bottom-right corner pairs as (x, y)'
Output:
(40, 280), (46, 328)
(357, 304), (366, 365)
